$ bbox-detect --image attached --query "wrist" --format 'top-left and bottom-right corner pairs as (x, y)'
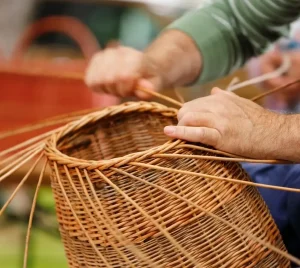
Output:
(144, 30), (202, 89)
(270, 114), (300, 162)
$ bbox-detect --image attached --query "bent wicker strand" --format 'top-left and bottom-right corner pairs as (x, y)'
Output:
(251, 78), (300, 102)
(66, 167), (158, 267)
(45, 101), (293, 267)
(1, 90), (300, 267)
(23, 159), (47, 268)
(0, 101), (298, 267)
(0, 152), (44, 215)
(227, 53), (291, 92)
(111, 167), (299, 266)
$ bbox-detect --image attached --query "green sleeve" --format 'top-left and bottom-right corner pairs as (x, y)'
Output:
(166, 0), (300, 84)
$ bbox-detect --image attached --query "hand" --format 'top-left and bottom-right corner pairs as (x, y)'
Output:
(85, 30), (202, 100)
(260, 49), (300, 104)
(85, 46), (163, 100)
(164, 88), (284, 159)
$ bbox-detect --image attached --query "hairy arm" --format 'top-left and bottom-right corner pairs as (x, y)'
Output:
(147, 0), (300, 88)
(144, 30), (202, 89)
(275, 114), (300, 162)
(164, 88), (300, 162)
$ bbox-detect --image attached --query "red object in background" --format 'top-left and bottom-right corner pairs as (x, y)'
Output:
(0, 16), (119, 150)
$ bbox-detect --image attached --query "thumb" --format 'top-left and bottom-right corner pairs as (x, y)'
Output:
(135, 78), (161, 100)
(164, 126), (221, 147)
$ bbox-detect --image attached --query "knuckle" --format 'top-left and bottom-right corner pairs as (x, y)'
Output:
(181, 112), (190, 123)
(182, 112), (195, 126)
(181, 127), (187, 139)
(218, 120), (229, 134)
(177, 108), (186, 121)
(196, 127), (205, 140)
(218, 124), (227, 135)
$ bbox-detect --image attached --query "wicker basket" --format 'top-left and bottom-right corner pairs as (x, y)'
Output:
(44, 101), (289, 268)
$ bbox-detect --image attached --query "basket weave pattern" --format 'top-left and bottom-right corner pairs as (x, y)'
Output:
(45, 102), (288, 267)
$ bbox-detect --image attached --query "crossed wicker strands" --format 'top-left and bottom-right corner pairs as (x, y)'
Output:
(1, 76), (300, 268)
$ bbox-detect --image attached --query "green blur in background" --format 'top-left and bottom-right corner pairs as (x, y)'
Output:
(1, 187), (67, 268)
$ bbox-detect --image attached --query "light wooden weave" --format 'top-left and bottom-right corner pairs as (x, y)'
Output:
(1, 81), (300, 268)
(43, 101), (291, 268)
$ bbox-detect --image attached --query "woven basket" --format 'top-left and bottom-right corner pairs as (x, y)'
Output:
(44, 101), (289, 268)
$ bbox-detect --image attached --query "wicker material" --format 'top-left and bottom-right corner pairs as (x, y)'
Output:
(44, 101), (289, 268)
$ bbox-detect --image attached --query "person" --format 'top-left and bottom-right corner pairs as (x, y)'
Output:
(85, 0), (300, 162)
(85, 0), (300, 260)
(247, 25), (300, 112)
(243, 33), (300, 260)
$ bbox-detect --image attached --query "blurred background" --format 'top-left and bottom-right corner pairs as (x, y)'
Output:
(1, 1), (300, 267)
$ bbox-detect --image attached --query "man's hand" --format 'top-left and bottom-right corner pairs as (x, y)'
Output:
(260, 49), (300, 104)
(164, 88), (286, 160)
(85, 46), (162, 100)
(85, 30), (201, 99)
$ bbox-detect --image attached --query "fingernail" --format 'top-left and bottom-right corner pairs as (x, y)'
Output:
(164, 126), (175, 135)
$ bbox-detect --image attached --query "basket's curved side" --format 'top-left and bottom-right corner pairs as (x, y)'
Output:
(1, 101), (300, 267)
(44, 101), (297, 267)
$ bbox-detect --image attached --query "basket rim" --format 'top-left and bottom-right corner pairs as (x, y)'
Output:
(45, 101), (181, 169)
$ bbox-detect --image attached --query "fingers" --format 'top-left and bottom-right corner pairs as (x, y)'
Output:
(85, 48), (138, 96)
(177, 88), (230, 121)
(174, 110), (221, 146)
(171, 88), (235, 147)
(164, 126), (221, 146)
(177, 97), (211, 120)
(260, 50), (283, 74)
(85, 46), (159, 98)
(177, 111), (217, 129)
(135, 79), (156, 100)
(260, 50), (287, 90)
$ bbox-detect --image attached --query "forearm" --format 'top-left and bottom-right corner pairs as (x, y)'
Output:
(274, 114), (300, 162)
(167, 0), (300, 85)
(144, 30), (202, 89)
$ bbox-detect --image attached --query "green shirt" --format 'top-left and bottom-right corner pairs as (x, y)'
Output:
(167, 0), (300, 84)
